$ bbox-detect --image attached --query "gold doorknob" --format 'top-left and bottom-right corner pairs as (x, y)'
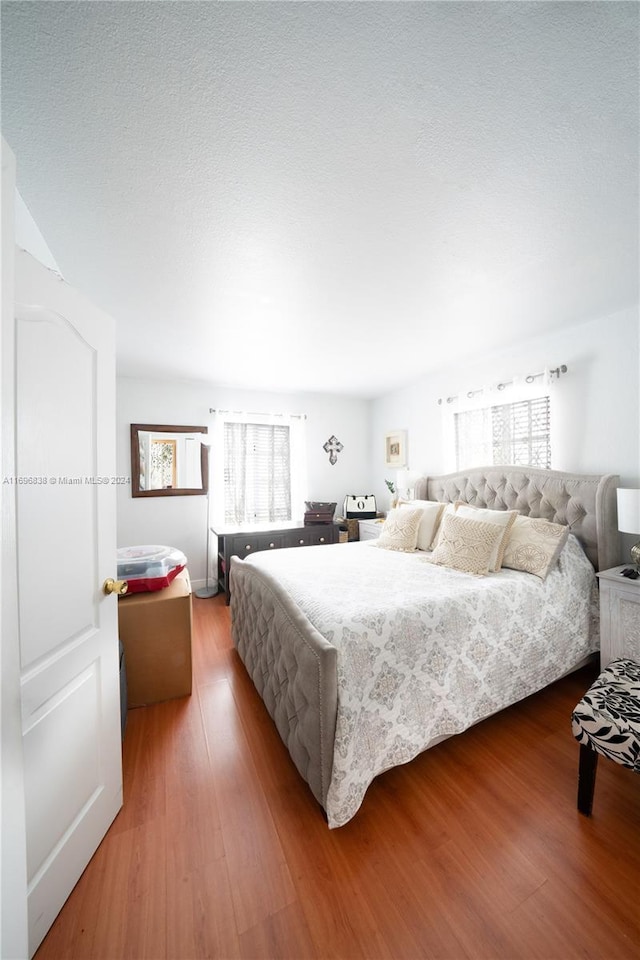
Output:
(103, 578), (128, 596)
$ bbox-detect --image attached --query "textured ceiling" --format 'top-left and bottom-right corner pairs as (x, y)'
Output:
(2, 1), (638, 398)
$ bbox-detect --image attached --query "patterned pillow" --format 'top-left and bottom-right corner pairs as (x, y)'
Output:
(397, 499), (445, 551)
(452, 503), (517, 571)
(502, 514), (570, 579)
(428, 512), (505, 575)
(375, 507), (423, 552)
(429, 502), (455, 550)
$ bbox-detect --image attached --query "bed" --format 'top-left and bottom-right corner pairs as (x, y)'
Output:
(230, 466), (619, 828)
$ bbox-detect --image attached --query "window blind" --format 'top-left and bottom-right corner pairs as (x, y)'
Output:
(455, 396), (551, 470)
(224, 422), (292, 524)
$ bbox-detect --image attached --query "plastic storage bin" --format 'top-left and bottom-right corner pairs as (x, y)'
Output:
(117, 544), (187, 593)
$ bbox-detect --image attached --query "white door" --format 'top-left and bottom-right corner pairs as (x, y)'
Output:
(14, 249), (122, 957)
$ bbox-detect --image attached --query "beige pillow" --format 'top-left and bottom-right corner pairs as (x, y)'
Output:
(375, 507), (423, 552)
(398, 499), (445, 551)
(502, 515), (570, 579)
(428, 512), (505, 576)
(453, 503), (517, 571)
(429, 502), (456, 550)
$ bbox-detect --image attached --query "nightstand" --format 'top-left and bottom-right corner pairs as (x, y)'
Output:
(358, 518), (385, 541)
(596, 565), (640, 667)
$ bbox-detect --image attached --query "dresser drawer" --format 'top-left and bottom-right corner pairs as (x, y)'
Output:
(283, 526), (336, 548)
(307, 527), (334, 546)
(258, 533), (284, 552)
(230, 533), (286, 558)
(285, 528), (315, 547)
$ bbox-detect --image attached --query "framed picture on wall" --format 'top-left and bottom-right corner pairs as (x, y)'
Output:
(385, 430), (407, 467)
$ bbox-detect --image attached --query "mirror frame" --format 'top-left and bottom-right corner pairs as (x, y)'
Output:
(130, 423), (209, 498)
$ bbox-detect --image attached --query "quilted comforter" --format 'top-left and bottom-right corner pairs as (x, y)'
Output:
(240, 535), (598, 827)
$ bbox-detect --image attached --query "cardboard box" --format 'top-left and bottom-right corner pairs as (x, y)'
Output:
(118, 568), (192, 707)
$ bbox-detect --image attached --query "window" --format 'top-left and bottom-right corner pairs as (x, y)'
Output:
(454, 396), (551, 470)
(212, 412), (307, 525)
(150, 438), (177, 489)
(224, 421), (291, 524)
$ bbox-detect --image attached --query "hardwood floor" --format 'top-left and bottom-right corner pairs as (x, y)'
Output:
(37, 595), (640, 960)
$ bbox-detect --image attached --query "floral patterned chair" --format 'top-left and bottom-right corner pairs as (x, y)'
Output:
(571, 658), (640, 815)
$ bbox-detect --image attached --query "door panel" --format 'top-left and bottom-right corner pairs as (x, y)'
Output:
(24, 662), (101, 881)
(16, 305), (96, 667)
(15, 250), (122, 957)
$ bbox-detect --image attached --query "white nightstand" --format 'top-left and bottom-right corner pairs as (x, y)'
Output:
(358, 518), (385, 541)
(596, 565), (640, 667)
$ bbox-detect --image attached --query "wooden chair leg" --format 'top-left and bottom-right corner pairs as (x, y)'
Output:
(577, 743), (598, 816)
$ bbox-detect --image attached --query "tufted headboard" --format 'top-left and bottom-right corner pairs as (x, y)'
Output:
(413, 466), (619, 571)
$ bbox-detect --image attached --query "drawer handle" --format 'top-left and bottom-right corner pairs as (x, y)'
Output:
(245, 545), (251, 550)
(299, 539), (304, 545)
(319, 537), (325, 543)
(269, 542), (275, 548)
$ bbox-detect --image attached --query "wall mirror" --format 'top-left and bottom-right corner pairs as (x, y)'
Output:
(131, 424), (209, 498)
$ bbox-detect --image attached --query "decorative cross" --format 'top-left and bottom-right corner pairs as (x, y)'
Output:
(323, 435), (343, 466)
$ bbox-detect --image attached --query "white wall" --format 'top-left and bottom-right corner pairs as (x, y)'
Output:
(117, 377), (371, 589)
(370, 306), (639, 518)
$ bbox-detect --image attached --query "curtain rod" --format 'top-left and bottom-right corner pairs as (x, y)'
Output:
(209, 408), (307, 419)
(437, 364), (567, 405)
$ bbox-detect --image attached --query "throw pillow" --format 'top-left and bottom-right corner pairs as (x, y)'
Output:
(375, 507), (423, 552)
(429, 502), (456, 550)
(397, 499), (445, 551)
(502, 514), (570, 579)
(428, 512), (505, 576)
(453, 503), (517, 571)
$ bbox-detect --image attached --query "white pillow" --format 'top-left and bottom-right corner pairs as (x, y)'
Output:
(452, 503), (517, 571)
(375, 507), (423, 552)
(502, 514), (570, 579)
(398, 499), (445, 551)
(428, 512), (505, 576)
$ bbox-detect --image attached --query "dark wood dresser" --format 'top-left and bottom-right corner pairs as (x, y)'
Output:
(212, 520), (339, 603)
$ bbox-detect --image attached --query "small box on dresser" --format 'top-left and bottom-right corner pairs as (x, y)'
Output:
(596, 565), (640, 668)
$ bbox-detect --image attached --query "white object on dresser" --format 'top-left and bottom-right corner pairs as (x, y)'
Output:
(597, 565), (640, 667)
(358, 518), (385, 541)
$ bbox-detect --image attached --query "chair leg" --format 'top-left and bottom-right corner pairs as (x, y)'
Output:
(577, 743), (598, 816)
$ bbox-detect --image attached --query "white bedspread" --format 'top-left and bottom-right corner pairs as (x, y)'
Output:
(245, 535), (598, 827)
